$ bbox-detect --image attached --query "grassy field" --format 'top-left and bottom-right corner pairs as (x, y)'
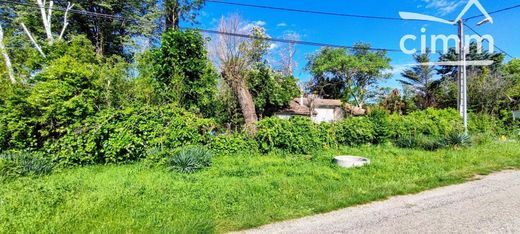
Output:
(1, 142), (520, 233)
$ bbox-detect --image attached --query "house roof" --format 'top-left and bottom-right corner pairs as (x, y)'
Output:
(294, 98), (343, 108)
(277, 100), (314, 116)
(276, 98), (343, 116)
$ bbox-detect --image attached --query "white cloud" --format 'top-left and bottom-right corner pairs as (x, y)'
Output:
(268, 43), (278, 50)
(240, 20), (267, 32)
(422, 0), (467, 16)
(254, 20), (266, 26)
(385, 64), (410, 76)
(277, 22), (288, 27)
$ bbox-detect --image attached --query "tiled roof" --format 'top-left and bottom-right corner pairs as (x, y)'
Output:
(277, 98), (343, 116)
(277, 100), (313, 116)
(294, 98), (343, 107)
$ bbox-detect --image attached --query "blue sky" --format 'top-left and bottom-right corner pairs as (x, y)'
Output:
(193, 0), (520, 88)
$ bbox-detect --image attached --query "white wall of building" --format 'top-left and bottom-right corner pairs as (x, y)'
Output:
(312, 108), (335, 123)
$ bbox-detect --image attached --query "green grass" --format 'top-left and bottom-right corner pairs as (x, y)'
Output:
(1, 142), (520, 233)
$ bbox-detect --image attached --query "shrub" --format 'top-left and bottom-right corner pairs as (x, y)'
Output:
(208, 134), (258, 156)
(169, 146), (212, 173)
(468, 113), (504, 136)
(256, 117), (328, 154)
(389, 108), (462, 139)
(0, 151), (53, 179)
(49, 105), (216, 167)
(367, 109), (391, 144)
(334, 117), (376, 146)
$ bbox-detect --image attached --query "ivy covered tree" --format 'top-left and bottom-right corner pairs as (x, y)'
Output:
(164, 0), (206, 30)
(248, 64), (300, 118)
(153, 29), (218, 116)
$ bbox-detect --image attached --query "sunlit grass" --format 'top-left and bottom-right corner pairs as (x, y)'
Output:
(1, 142), (519, 233)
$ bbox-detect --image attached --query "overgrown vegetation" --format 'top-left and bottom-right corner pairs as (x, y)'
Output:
(1, 142), (519, 233)
(0, 1), (519, 233)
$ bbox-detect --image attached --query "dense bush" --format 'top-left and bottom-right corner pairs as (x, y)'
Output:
(468, 113), (505, 135)
(389, 108), (463, 139)
(208, 134), (258, 156)
(153, 30), (218, 116)
(256, 117), (332, 154)
(169, 146), (212, 173)
(48, 105), (216, 167)
(0, 36), (131, 151)
(0, 151), (53, 179)
(334, 117), (376, 146)
(367, 109), (392, 144)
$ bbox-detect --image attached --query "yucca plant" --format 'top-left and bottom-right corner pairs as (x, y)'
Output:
(445, 132), (472, 147)
(169, 147), (212, 173)
(0, 151), (53, 178)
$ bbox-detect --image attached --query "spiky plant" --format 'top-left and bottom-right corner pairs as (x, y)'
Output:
(445, 132), (472, 147)
(169, 147), (212, 173)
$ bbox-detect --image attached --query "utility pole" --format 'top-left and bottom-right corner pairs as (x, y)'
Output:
(457, 19), (468, 134)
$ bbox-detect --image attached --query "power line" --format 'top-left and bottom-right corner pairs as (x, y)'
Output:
(0, 0), (129, 21)
(191, 28), (402, 52)
(464, 4), (520, 21)
(463, 23), (513, 58)
(2, 0), (403, 52)
(208, 0), (520, 23)
(206, 0), (407, 21)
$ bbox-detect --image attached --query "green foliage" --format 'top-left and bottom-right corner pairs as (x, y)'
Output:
(0, 151), (53, 179)
(0, 143), (519, 233)
(208, 134), (258, 156)
(468, 113), (505, 135)
(0, 36), (130, 150)
(395, 135), (445, 151)
(248, 64), (300, 117)
(169, 146), (212, 173)
(399, 52), (438, 109)
(334, 117), (376, 146)
(256, 117), (329, 154)
(49, 105), (216, 167)
(154, 29), (218, 116)
(367, 108), (391, 144)
(389, 108), (463, 139)
(445, 132), (472, 148)
(307, 44), (391, 106)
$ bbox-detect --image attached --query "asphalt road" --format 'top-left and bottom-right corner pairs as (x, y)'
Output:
(237, 171), (520, 234)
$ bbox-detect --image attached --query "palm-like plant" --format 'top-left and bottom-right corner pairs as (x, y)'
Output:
(399, 52), (439, 109)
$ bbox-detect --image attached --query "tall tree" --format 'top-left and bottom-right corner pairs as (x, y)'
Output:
(349, 43), (391, 108)
(214, 15), (260, 134)
(307, 44), (390, 108)
(154, 29), (218, 116)
(307, 47), (354, 99)
(399, 52), (438, 109)
(436, 43), (508, 114)
(66, 0), (161, 56)
(164, 0), (205, 30)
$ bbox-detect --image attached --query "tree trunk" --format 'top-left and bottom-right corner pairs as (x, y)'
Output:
(165, 0), (180, 30)
(223, 72), (258, 134)
(0, 24), (16, 84)
(234, 79), (258, 134)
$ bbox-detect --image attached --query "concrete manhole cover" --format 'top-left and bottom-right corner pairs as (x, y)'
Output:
(334, 156), (370, 168)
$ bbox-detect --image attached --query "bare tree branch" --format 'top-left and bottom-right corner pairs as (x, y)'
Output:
(36, 0), (54, 44)
(21, 23), (46, 57)
(59, 2), (74, 40)
(0, 24), (16, 84)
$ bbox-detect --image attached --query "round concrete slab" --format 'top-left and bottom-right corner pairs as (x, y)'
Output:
(334, 156), (370, 168)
